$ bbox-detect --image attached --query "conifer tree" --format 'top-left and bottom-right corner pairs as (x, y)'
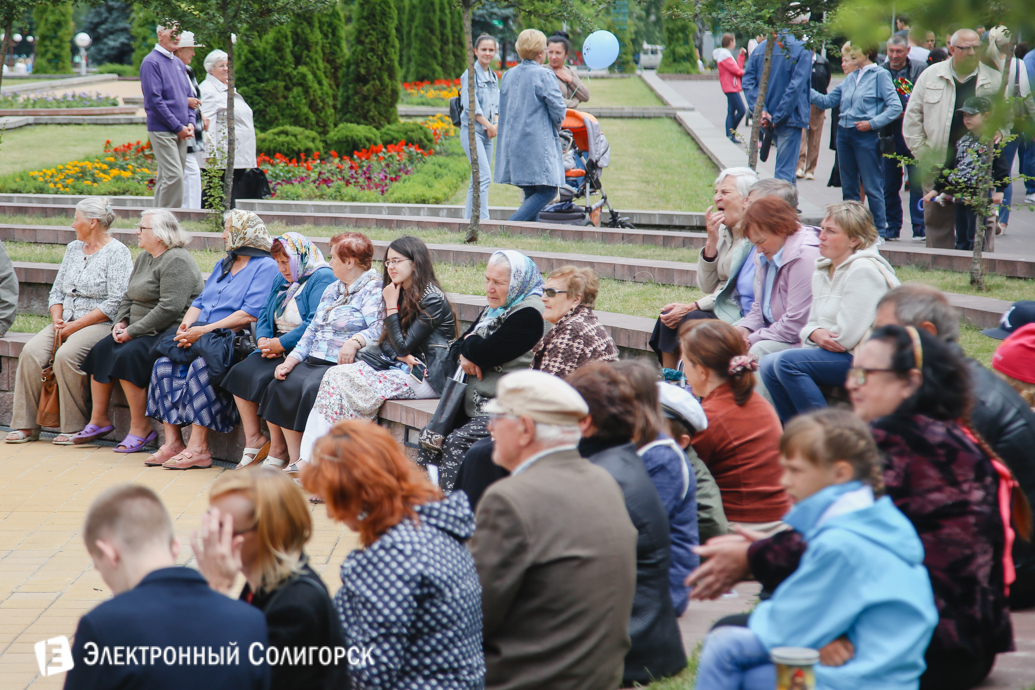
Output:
(657, 0), (698, 74)
(407, 0), (442, 81)
(340, 0), (399, 128)
(34, 1), (73, 73)
(320, 2), (347, 96)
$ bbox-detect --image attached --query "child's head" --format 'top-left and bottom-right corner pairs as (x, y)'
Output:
(779, 409), (884, 503)
(664, 416), (693, 450)
(657, 382), (708, 450)
(959, 96), (992, 132)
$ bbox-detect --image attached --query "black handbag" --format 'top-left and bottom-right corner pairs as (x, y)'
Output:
(233, 323), (257, 363)
(449, 96), (464, 127)
(419, 365), (468, 455)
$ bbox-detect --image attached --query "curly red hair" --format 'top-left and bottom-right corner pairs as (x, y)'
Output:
(300, 420), (441, 547)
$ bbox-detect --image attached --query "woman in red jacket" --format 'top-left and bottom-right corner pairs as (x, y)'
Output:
(714, 33), (747, 143)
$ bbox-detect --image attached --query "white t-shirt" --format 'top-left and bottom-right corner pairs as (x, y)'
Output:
(908, 45), (930, 63)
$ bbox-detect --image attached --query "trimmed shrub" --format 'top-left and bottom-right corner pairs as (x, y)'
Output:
(657, 0), (700, 74)
(34, 3), (75, 74)
(339, 0), (400, 129)
(380, 122), (433, 150)
(406, 0), (442, 81)
(255, 126), (323, 158)
(325, 123), (382, 156)
(96, 63), (137, 77)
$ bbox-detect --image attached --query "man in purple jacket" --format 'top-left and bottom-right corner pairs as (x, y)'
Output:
(140, 24), (195, 208)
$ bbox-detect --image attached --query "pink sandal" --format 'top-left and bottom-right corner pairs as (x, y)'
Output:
(144, 445), (180, 467)
(162, 450), (213, 470)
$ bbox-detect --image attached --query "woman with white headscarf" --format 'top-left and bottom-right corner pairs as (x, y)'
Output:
(199, 49), (257, 207)
(416, 249), (549, 491)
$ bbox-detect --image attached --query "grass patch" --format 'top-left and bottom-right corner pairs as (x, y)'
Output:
(4, 241), (227, 272)
(895, 265), (1035, 303)
(580, 76), (665, 107)
(0, 123), (148, 177)
(959, 323), (997, 367)
(10, 313), (50, 333)
(640, 643), (701, 689)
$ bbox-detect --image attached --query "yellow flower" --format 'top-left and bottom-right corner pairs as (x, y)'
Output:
(48, 183), (55, 188)
(105, 157), (115, 162)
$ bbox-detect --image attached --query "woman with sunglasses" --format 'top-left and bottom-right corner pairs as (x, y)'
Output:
(532, 265), (618, 377)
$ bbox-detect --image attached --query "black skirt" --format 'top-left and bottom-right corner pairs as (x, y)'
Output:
(221, 353), (282, 402)
(257, 358), (334, 432)
(82, 333), (163, 390)
(648, 309), (719, 360)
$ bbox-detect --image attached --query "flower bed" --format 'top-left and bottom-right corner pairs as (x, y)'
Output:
(0, 91), (120, 109)
(260, 142), (431, 198)
(0, 139), (154, 195)
(400, 78), (460, 106)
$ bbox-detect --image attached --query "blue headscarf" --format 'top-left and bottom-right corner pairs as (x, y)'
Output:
(479, 250), (544, 325)
(272, 232), (328, 318)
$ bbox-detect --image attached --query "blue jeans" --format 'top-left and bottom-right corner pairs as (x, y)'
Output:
(726, 92), (746, 140)
(509, 185), (557, 222)
(695, 626), (775, 690)
(883, 129), (924, 238)
(761, 347), (854, 423)
(773, 123), (804, 184)
(837, 127), (887, 235)
(999, 136), (1020, 225)
(1022, 131), (1035, 196)
(461, 126), (493, 220)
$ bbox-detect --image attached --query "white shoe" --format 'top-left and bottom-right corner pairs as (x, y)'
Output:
(1025, 193), (1035, 204)
(804, 172), (815, 180)
(876, 236), (886, 245)
(796, 168), (805, 179)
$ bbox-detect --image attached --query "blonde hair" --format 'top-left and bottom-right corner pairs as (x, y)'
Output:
(516, 29), (547, 60)
(824, 200), (879, 249)
(547, 265), (600, 308)
(995, 370), (1035, 408)
(209, 467), (312, 593)
(780, 409), (885, 495)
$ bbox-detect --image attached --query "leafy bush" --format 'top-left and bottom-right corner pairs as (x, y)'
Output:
(383, 136), (468, 203)
(325, 123), (382, 157)
(95, 63), (138, 77)
(380, 122), (434, 150)
(657, 0), (700, 74)
(255, 126), (324, 159)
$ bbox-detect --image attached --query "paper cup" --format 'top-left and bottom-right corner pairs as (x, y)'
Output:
(771, 647), (819, 690)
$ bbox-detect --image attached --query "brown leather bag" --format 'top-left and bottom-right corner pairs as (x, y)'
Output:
(37, 330), (64, 428)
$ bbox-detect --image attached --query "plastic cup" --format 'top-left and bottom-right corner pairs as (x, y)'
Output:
(770, 647), (819, 690)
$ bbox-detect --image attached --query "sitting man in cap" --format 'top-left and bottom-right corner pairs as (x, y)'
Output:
(470, 369), (637, 690)
(65, 484), (269, 690)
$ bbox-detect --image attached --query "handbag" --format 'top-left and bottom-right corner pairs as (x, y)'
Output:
(233, 323), (257, 363)
(37, 329), (64, 428)
(419, 365), (468, 454)
(356, 341), (397, 371)
(449, 96), (464, 127)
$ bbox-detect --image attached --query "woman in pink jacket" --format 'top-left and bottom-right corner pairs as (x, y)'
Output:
(714, 33), (747, 143)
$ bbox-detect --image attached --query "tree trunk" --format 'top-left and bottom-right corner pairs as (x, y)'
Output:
(223, 33), (236, 212)
(463, 3), (479, 243)
(747, 33), (776, 170)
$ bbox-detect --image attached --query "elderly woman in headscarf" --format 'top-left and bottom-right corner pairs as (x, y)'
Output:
(417, 249), (549, 491)
(199, 48), (256, 207)
(145, 210), (280, 470)
(221, 232), (335, 469)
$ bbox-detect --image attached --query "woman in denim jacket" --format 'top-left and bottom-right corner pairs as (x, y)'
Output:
(811, 41), (902, 239)
(460, 34), (500, 221)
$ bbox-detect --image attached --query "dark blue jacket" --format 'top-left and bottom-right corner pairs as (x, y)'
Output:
(255, 266), (335, 350)
(743, 34), (813, 129)
(64, 567), (270, 690)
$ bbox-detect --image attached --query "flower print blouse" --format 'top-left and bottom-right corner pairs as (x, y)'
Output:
(288, 269), (384, 364)
(48, 239), (134, 322)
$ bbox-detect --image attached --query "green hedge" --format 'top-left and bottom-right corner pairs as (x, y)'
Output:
(380, 122), (434, 150)
(255, 126), (323, 159)
(325, 123), (382, 156)
(96, 63), (138, 77)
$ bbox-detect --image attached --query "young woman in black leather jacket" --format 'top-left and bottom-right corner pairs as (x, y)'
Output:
(298, 236), (456, 461)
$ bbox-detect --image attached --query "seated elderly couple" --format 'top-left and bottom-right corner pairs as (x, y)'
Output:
(653, 167), (902, 422)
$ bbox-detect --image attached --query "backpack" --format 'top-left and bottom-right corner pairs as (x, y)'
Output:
(449, 96), (463, 127)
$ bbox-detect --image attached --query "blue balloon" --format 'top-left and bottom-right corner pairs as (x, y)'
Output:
(582, 30), (620, 70)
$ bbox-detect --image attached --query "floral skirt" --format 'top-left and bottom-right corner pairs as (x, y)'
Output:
(146, 356), (239, 433)
(299, 361), (435, 462)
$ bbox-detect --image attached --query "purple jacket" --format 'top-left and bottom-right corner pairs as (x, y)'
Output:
(738, 225), (821, 346)
(140, 48), (195, 134)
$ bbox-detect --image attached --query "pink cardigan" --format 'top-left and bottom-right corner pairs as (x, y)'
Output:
(714, 48), (746, 94)
(738, 226), (821, 346)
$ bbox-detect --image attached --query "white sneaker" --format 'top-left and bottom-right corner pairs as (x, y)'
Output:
(1026, 193), (1035, 204)
(796, 168), (805, 178)
(805, 172), (815, 180)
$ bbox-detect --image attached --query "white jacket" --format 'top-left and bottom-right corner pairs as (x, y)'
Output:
(801, 245), (900, 352)
(903, 60), (1002, 169)
(199, 73), (257, 169)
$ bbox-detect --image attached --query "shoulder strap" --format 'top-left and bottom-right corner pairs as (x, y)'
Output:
(867, 257), (898, 290)
(637, 439), (692, 501)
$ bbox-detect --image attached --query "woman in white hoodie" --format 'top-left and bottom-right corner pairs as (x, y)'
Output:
(760, 201), (900, 422)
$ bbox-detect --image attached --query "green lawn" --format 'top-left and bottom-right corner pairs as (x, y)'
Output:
(0, 124), (148, 177)
(578, 75), (665, 107)
(446, 118), (719, 212)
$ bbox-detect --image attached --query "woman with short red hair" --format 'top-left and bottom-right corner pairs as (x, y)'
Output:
(302, 420), (484, 689)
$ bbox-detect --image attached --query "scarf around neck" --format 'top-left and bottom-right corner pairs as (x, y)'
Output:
(475, 250), (544, 332)
(273, 232), (328, 318)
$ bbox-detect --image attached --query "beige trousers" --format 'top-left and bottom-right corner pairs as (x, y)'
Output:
(12, 323), (111, 432)
(798, 105), (826, 175)
(149, 130), (188, 209)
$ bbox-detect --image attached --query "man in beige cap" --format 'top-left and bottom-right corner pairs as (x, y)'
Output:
(469, 370), (638, 690)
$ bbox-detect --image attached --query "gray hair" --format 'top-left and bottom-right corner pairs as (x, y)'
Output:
(714, 167), (760, 200)
(141, 209), (191, 249)
(204, 49), (228, 74)
(487, 252), (511, 270)
(887, 35), (908, 48)
(950, 29), (979, 47)
(877, 284), (960, 343)
(533, 423), (583, 446)
(749, 177), (798, 208)
(76, 197), (117, 230)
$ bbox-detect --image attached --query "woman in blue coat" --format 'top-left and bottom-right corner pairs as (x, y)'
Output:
(494, 28), (567, 222)
(222, 232), (335, 469)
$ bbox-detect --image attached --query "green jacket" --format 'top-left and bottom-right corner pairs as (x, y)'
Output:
(686, 446), (728, 543)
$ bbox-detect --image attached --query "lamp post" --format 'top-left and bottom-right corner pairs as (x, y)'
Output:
(74, 32), (92, 76)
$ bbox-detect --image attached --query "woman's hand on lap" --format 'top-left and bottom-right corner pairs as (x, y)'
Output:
(459, 354), (483, 380)
(660, 303), (694, 328)
(810, 328), (846, 353)
(339, 338), (362, 365)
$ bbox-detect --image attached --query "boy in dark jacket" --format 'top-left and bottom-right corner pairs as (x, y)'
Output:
(924, 96), (1011, 250)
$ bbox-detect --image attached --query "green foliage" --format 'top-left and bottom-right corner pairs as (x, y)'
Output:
(435, 0), (464, 78)
(130, 5), (156, 71)
(34, 2), (73, 74)
(95, 62), (136, 76)
(451, 5), (466, 77)
(604, 17), (636, 74)
(658, 0), (699, 74)
(255, 125), (324, 158)
(407, 0), (442, 81)
(81, 1), (134, 66)
(320, 2), (348, 96)
(380, 121), (433, 150)
(325, 122), (381, 156)
(340, 0), (400, 129)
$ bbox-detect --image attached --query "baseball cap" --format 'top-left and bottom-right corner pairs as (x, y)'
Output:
(657, 382), (708, 435)
(483, 370), (588, 424)
(957, 96), (991, 114)
(992, 323), (1035, 385)
(982, 300), (1035, 339)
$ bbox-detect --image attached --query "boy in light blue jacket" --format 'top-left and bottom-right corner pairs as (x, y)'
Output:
(695, 409), (937, 690)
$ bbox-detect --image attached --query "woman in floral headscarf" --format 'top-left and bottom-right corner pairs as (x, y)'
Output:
(221, 232), (335, 469)
(144, 210), (280, 470)
(417, 249), (549, 491)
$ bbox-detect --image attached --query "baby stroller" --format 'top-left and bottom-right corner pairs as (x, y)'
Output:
(539, 109), (635, 228)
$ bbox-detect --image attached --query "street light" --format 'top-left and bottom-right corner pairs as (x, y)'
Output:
(74, 32), (92, 76)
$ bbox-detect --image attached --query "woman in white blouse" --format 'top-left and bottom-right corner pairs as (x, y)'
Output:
(199, 49), (257, 207)
(6, 197), (133, 444)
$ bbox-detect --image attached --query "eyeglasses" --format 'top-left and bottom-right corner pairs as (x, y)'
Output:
(954, 44), (980, 53)
(543, 288), (568, 298)
(846, 367), (895, 386)
(384, 258), (411, 267)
